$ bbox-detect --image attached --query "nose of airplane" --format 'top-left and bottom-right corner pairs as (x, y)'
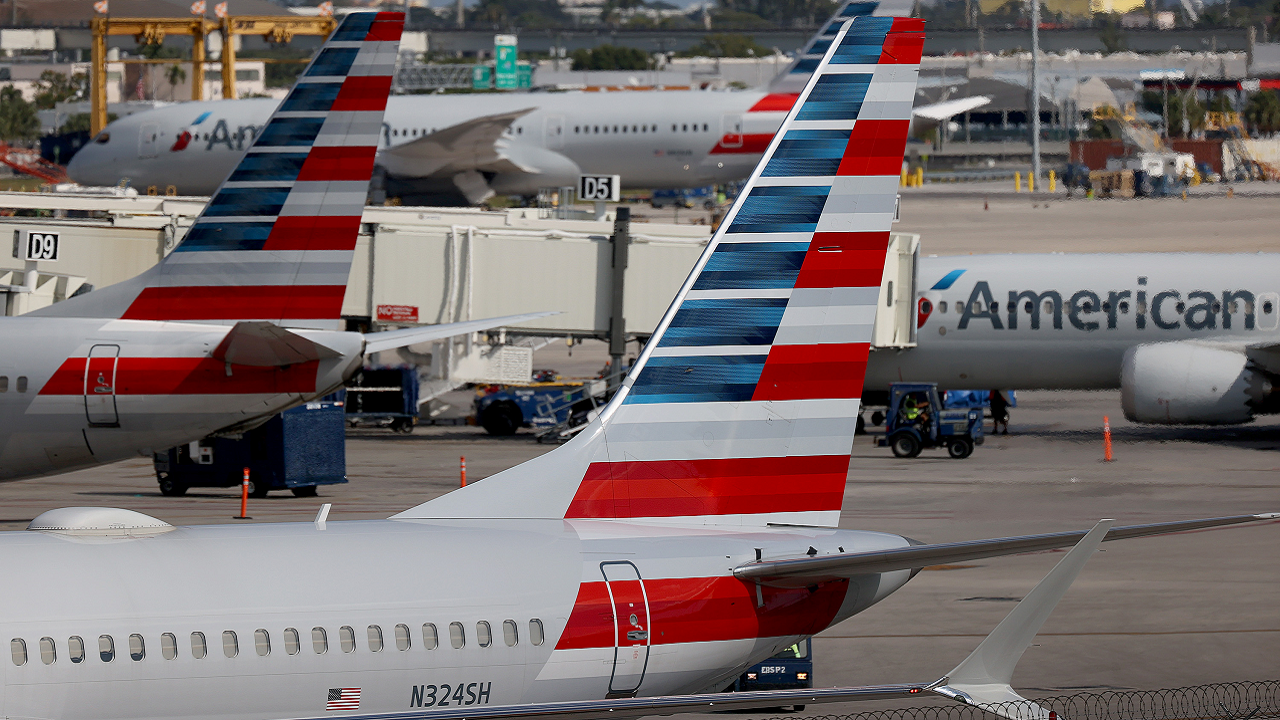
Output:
(66, 127), (123, 187)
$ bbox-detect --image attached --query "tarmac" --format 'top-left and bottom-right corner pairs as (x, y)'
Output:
(1, 192), (1278, 709)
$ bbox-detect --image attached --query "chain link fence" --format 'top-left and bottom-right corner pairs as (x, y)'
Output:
(782, 682), (1280, 720)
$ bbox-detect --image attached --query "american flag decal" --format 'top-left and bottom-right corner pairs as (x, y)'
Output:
(327, 688), (361, 711)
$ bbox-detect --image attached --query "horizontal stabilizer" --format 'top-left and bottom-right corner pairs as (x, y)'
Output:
(927, 520), (1112, 720)
(212, 321), (342, 367)
(362, 311), (558, 355)
(913, 95), (993, 122)
(733, 513), (1278, 587)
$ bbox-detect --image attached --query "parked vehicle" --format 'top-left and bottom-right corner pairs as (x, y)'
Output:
(154, 396), (347, 497)
(875, 382), (983, 459)
(474, 381), (605, 436)
(345, 366), (419, 433)
(728, 638), (813, 709)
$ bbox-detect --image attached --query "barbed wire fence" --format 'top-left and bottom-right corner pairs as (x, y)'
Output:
(780, 682), (1280, 720)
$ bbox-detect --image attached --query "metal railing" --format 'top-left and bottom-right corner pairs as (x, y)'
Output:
(777, 682), (1280, 720)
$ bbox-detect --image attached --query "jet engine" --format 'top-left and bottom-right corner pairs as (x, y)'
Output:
(1121, 341), (1278, 425)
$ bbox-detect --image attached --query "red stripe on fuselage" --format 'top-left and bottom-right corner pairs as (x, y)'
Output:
(555, 575), (848, 650)
(565, 455), (849, 519)
(752, 343), (870, 402)
(121, 285), (346, 321)
(795, 232), (890, 289)
(295, 146), (378, 183)
(39, 357), (319, 396)
(331, 78), (394, 113)
(263, 215), (364, 251)
(836, 120), (911, 177)
(749, 93), (799, 113)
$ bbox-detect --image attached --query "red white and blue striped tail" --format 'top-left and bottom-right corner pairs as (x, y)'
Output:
(396, 16), (924, 528)
(36, 12), (403, 328)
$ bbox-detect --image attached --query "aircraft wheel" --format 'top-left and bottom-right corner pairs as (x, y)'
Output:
(948, 438), (974, 459)
(158, 478), (187, 497)
(870, 410), (885, 426)
(248, 479), (270, 498)
(481, 402), (523, 436)
(889, 432), (921, 459)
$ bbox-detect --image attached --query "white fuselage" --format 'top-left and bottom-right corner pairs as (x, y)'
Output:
(0, 518), (911, 720)
(866, 253), (1280, 391)
(67, 92), (786, 196)
(0, 317), (361, 480)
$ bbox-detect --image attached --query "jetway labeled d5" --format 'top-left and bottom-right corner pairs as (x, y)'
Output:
(579, 175), (621, 202)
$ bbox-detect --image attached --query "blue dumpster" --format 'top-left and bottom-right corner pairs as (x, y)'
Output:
(153, 395), (347, 498)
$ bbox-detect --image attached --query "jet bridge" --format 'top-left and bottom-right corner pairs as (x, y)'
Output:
(0, 191), (919, 399)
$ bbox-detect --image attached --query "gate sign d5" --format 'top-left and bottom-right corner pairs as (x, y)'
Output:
(579, 175), (620, 202)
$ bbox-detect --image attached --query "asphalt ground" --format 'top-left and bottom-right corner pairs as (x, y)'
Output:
(2, 194), (1278, 711)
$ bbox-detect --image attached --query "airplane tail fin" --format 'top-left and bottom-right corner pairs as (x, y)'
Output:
(34, 12), (403, 328)
(767, 0), (913, 94)
(394, 16), (924, 526)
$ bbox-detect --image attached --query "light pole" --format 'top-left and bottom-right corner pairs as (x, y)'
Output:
(1030, 0), (1041, 188)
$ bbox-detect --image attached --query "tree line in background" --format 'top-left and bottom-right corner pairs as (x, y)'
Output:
(0, 71), (91, 144)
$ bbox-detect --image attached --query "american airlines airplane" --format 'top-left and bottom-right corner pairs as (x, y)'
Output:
(866, 253), (1280, 424)
(2, 16), (1273, 720)
(64, 1), (987, 204)
(0, 12), (547, 482)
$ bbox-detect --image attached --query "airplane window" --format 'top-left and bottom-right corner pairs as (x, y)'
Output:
(477, 621), (492, 648)
(284, 628), (300, 656)
(594, 126), (599, 133)
(0, 376), (7, 392)
(190, 632), (206, 659)
(652, 125), (657, 132)
(254, 629), (270, 656)
(312, 627), (328, 655)
(517, 127), (523, 134)
(529, 619), (544, 646)
(17, 377), (27, 393)
(1136, 302), (1147, 315)
(938, 301), (947, 313)
(222, 631), (238, 658)
(68, 636), (84, 664)
(339, 626), (356, 653)
(1246, 302), (1254, 314)
(682, 124), (688, 131)
(394, 624), (411, 651)
(502, 620), (518, 647)
(39, 637), (55, 665)
(160, 633), (177, 660)
(612, 126), (617, 133)
(99, 635), (114, 663)
(703, 123), (709, 131)
(1044, 300), (1054, 314)
(412, 129), (418, 136)
(671, 124), (677, 132)
(632, 125), (638, 132)
(1120, 301), (1130, 313)
(367, 625), (383, 653)
(11, 639), (26, 666)
(422, 623), (439, 649)
(574, 126), (580, 133)
(1266, 301), (1274, 314)
(1175, 302), (1185, 314)
(448, 622), (465, 649)
(129, 634), (145, 661)
(1102, 302), (1111, 312)
(622, 125), (627, 133)
(1023, 302), (1033, 313)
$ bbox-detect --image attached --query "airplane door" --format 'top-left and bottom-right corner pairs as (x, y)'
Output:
(139, 124), (159, 158)
(84, 345), (120, 427)
(721, 114), (744, 148)
(545, 115), (565, 149)
(601, 561), (650, 698)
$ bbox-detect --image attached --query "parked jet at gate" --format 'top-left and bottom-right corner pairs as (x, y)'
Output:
(865, 252), (1280, 424)
(65, 0), (987, 204)
(3, 18), (1273, 720)
(0, 12), (547, 482)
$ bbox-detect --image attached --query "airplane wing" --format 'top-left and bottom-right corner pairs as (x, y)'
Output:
(377, 108), (539, 179)
(362, 311), (558, 355)
(912, 95), (992, 122)
(733, 513), (1276, 588)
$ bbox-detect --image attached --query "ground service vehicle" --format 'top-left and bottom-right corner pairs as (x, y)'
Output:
(876, 383), (983, 459)
(475, 381), (603, 436)
(731, 639), (813, 698)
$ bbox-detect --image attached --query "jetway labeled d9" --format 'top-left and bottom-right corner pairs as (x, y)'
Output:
(579, 175), (621, 202)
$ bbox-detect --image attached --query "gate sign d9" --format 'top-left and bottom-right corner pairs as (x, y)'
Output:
(24, 232), (59, 262)
(579, 175), (620, 203)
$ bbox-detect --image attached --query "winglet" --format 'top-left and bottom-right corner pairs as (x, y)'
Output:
(928, 519), (1114, 720)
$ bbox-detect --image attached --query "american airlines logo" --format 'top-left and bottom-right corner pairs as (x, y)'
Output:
(953, 279), (1266, 332)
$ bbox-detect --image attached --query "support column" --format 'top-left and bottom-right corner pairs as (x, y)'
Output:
(608, 207), (631, 383)
(220, 17), (236, 100)
(91, 16), (108, 136)
(191, 21), (206, 102)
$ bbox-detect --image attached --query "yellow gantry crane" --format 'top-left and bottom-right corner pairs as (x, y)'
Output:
(90, 14), (336, 135)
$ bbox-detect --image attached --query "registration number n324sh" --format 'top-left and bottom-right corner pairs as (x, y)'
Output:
(410, 682), (493, 708)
